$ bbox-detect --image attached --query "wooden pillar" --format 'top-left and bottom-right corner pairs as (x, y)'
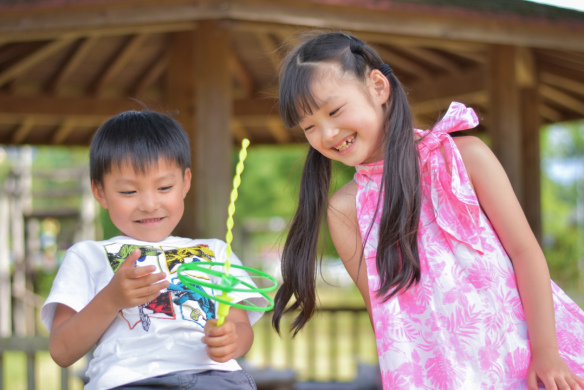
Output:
(489, 45), (542, 241)
(517, 48), (542, 243)
(167, 30), (197, 238)
(489, 45), (523, 203)
(194, 21), (232, 239)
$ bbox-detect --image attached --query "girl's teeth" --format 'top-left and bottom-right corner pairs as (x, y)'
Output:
(336, 136), (355, 151)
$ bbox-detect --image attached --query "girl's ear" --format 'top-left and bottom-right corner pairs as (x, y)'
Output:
(91, 182), (109, 209)
(369, 69), (391, 106)
(182, 168), (192, 198)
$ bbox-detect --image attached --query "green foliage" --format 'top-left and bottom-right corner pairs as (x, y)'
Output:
(540, 121), (584, 291)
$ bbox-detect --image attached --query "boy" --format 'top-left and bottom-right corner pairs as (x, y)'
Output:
(41, 110), (265, 390)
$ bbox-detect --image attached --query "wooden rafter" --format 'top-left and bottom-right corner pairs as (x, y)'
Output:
(539, 104), (563, 123)
(392, 46), (462, 74)
(90, 33), (149, 96)
(254, 31), (281, 73)
(51, 118), (77, 145)
(48, 35), (100, 94)
(266, 117), (290, 143)
(231, 119), (251, 142)
(230, 51), (255, 98)
(11, 117), (34, 144)
(130, 49), (168, 97)
(0, 37), (75, 87)
(375, 45), (433, 80)
(541, 72), (584, 96)
(540, 84), (584, 116)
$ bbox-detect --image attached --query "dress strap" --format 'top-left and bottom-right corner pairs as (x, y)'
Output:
(417, 102), (484, 253)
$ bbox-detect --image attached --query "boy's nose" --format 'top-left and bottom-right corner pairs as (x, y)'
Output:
(138, 193), (159, 212)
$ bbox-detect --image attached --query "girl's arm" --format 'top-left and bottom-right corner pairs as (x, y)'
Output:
(456, 136), (584, 390)
(49, 249), (169, 367)
(203, 308), (254, 362)
(327, 181), (372, 321)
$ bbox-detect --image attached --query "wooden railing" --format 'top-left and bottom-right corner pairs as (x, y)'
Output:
(0, 336), (70, 390)
(0, 307), (377, 389)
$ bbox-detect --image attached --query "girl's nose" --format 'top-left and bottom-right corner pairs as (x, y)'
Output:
(322, 123), (340, 144)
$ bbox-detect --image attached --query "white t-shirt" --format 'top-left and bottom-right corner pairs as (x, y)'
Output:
(41, 236), (268, 390)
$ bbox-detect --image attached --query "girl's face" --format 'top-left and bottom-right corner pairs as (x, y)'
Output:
(298, 64), (390, 166)
(92, 158), (191, 243)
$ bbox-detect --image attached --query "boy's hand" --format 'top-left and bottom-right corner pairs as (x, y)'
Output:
(527, 347), (584, 390)
(103, 249), (169, 311)
(203, 319), (238, 363)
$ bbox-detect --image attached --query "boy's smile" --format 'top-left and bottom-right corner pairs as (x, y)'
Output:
(92, 158), (191, 243)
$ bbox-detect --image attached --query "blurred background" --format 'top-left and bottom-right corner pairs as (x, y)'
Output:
(0, 0), (583, 389)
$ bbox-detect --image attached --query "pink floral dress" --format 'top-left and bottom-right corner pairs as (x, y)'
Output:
(354, 102), (584, 389)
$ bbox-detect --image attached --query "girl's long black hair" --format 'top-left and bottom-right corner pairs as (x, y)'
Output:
(273, 32), (421, 336)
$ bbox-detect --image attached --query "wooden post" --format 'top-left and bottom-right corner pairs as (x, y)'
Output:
(489, 45), (523, 204)
(489, 45), (542, 241)
(167, 30), (197, 239)
(194, 20), (232, 239)
(517, 47), (542, 243)
(0, 189), (11, 337)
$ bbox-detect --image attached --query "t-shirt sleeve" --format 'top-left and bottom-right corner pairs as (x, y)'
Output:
(40, 244), (98, 331)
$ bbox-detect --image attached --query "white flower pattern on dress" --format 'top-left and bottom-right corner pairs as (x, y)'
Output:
(354, 102), (584, 389)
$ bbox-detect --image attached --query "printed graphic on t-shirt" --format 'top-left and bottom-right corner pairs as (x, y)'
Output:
(103, 243), (217, 332)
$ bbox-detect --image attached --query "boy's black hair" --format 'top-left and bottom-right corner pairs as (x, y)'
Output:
(273, 32), (421, 336)
(90, 110), (191, 186)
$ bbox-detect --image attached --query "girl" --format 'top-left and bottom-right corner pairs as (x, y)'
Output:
(272, 32), (584, 390)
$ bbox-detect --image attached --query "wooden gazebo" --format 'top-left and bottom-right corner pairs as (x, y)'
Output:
(1, 0), (584, 242)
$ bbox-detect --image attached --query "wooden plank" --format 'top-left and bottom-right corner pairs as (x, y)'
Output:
(0, 37), (75, 87)
(393, 46), (462, 74)
(0, 337), (49, 352)
(375, 45), (433, 80)
(194, 20), (232, 238)
(266, 118), (290, 143)
(230, 51), (255, 98)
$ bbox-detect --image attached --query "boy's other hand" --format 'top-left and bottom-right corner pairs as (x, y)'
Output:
(203, 319), (238, 363)
(103, 249), (169, 311)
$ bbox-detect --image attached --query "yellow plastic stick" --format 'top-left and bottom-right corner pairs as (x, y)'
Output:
(217, 138), (250, 326)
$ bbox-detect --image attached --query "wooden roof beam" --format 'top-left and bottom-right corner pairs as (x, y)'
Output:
(540, 84), (584, 116)
(375, 46), (433, 81)
(254, 32), (281, 74)
(130, 50), (168, 97)
(51, 118), (77, 144)
(541, 72), (584, 96)
(2, 1), (584, 50)
(411, 90), (488, 116)
(0, 94), (280, 118)
(539, 104), (563, 123)
(392, 46), (463, 74)
(48, 36), (99, 94)
(230, 51), (255, 98)
(90, 33), (149, 97)
(231, 119), (251, 142)
(11, 117), (34, 144)
(0, 37), (75, 87)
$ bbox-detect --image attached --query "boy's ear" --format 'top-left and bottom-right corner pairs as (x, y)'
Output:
(369, 69), (390, 106)
(182, 168), (192, 198)
(91, 182), (109, 209)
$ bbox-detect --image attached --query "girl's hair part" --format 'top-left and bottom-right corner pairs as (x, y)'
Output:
(273, 31), (421, 336)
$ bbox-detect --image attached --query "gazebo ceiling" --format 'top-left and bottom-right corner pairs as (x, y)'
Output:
(0, 0), (583, 146)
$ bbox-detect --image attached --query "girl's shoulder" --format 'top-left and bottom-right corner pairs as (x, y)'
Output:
(451, 135), (498, 181)
(328, 179), (358, 217)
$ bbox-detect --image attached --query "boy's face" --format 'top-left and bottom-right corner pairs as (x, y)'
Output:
(92, 158), (191, 243)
